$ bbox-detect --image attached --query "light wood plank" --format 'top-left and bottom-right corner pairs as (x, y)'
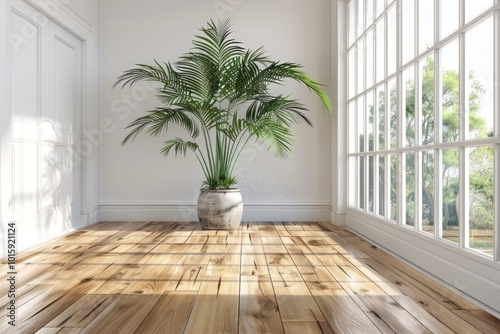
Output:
(80, 295), (160, 334)
(239, 277), (284, 334)
(135, 291), (197, 334)
(184, 279), (239, 333)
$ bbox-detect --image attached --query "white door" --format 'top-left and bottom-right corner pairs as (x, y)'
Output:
(8, 0), (82, 251)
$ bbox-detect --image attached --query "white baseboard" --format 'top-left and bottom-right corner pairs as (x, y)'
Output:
(98, 202), (331, 222)
(346, 209), (500, 318)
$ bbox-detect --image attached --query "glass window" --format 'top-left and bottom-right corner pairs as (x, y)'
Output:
(439, 0), (458, 40)
(402, 0), (415, 63)
(377, 155), (386, 217)
(465, 0), (493, 23)
(422, 150), (435, 234)
(441, 39), (460, 143)
(348, 48), (356, 98)
(366, 28), (375, 89)
(349, 157), (357, 206)
(389, 154), (397, 221)
(420, 55), (435, 145)
(405, 152), (416, 227)
(346, 0), (497, 262)
(442, 149), (459, 243)
(367, 90), (374, 151)
(377, 85), (386, 150)
(465, 17), (494, 140)
(357, 37), (365, 94)
(403, 66), (415, 147)
(387, 5), (397, 75)
(419, 0), (434, 54)
(358, 95), (365, 152)
(468, 146), (494, 256)
(388, 78), (397, 149)
(376, 18), (385, 83)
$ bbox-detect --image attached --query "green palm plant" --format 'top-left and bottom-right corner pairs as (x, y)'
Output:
(114, 19), (332, 189)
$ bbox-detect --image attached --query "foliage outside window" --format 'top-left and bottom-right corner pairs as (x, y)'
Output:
(347, 0), (498, 257)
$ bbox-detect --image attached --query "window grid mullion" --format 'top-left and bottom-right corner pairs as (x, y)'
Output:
(458, 0), (468, 250)
(494, 7), (500, 262)
(414, 72), (421, 233)
(434, 0), (442, 240)
(396, 0), (403, 226)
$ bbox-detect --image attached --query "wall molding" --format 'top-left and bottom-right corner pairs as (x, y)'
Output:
(99, 202), (332, 222)
(346, 210), (500, 317)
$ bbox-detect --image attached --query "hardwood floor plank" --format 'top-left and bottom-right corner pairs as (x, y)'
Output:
(452, 309), (500, 334)
(270, 276), (326, 323)
(342, 281), (433, 334)
(282, 321), (334, 334)
(46, 295), (117, 327)
(309, 285), (382, 333)
(135, 291), (197, 334)
(184, 279), (239, 333)
(80, 294), (160, 334)
(239, 277), (284, 334)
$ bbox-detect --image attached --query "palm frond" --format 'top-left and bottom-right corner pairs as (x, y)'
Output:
(248, 118), (294, 158)
(161, 138), (199, 157)
(246, 95), (312, 126)
(121, 108), (199, 145)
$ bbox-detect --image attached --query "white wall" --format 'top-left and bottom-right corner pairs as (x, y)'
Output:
(98, 0), (332, 221)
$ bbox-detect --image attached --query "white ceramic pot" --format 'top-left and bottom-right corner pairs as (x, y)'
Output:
(197, 189), (243, 229)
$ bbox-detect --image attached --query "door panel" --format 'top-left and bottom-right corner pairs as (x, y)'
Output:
(8, 0), (81, 250)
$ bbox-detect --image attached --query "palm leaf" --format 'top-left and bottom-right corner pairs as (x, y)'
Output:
(161, 138), (199, 157)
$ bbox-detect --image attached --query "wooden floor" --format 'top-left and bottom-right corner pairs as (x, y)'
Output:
(1, 221), (499, 334)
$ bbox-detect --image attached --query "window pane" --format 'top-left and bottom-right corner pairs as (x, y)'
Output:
(419, 0), (434, 54)
(377, 85), (386, 150)
(359, 156), (365, 209)
(348, 0), (356, 46)
(389, 154), (397, 221)
(378, 155), (386, 217)
(366, 28), (374, 88)
(441, 39), (460, 143)
(349, 157), (357, 206)
(358, 96), (365, 152)
(367, 90), (374, 151)
(387, 5), (397, 75)
(389, 78), (397, 149)
(366, 0), (374, 28)
(465, 0), (493, 23)
(439, 0), (458, 40)
(465, 17), (494, 140)
(403, 66), (415, 147)
(442, 149), (459, 243)
(348, 101), (357, 153)
(376, 0), (385, 18)
(357, 37), (365, 94)
(402, 0), (415, 63)
(357, 0), (365, 38)
(422, 150), (435, 235)
(368, 155), (375, 213)
(468, 146), (494, 256)
(405, 152), (416, 227)
(421, 55), (435, 145)
(376, 18), (385, 83)
(348, 48), (356, 98)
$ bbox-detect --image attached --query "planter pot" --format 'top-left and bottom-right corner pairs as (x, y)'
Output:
(197, 188), (243, 229)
